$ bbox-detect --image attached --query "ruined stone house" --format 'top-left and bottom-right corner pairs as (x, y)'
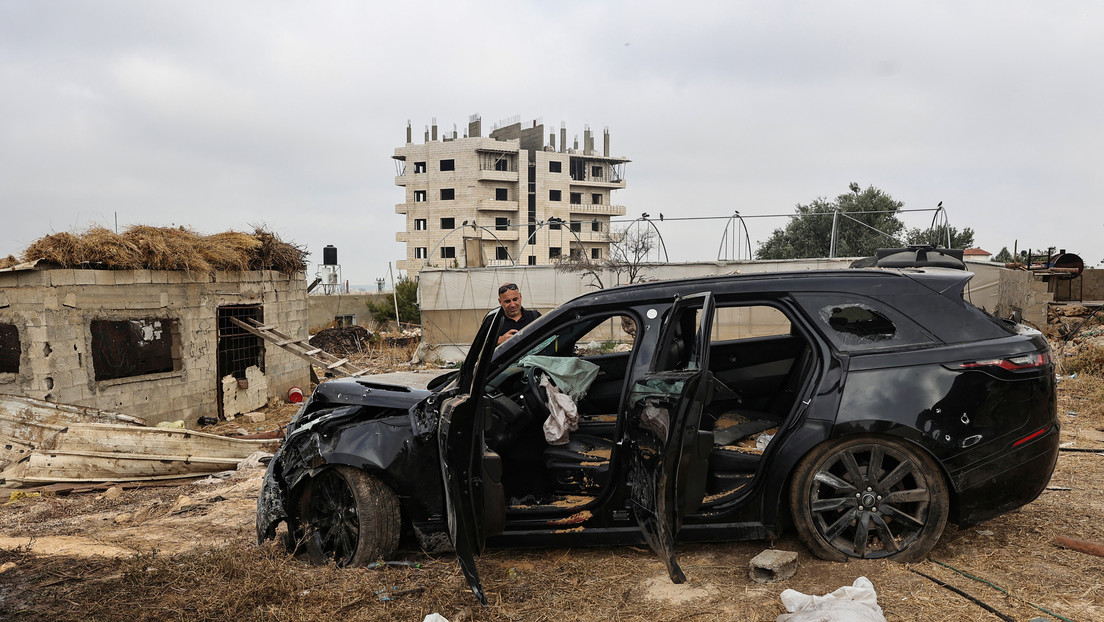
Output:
(0, 261), (310, 425)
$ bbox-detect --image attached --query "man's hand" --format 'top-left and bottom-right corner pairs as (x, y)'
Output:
(497, 329), (518, 345)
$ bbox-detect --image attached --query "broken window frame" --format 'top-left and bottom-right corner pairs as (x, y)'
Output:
(90, 317), (182, 382)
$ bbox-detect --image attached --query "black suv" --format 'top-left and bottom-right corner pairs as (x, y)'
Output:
(258, 260), (1057, 603)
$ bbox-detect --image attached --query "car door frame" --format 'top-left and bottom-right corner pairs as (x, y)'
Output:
(625, 291), (716, 582)
(437, 308), (506, 604)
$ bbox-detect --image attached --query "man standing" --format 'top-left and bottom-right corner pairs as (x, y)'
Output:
(496, 283), (540, 345)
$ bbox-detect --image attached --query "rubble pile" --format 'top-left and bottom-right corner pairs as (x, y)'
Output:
(378, 327), (422, 347)
(1049, 304), (1104, 345)
(308, 326), (373, 355)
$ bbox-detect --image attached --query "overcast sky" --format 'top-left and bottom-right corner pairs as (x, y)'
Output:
(2, 1), (1101, 287)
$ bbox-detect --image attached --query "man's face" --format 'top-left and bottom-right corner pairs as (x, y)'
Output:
(498, 288), (522, 319)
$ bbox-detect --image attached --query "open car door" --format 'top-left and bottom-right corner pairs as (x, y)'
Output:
(437, 309), (507, 604)
(626, 292), (715, 582)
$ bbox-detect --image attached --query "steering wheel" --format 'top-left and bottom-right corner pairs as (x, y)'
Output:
(523, 366), (552, 422)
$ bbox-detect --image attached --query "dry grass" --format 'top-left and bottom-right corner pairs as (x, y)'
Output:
(1, 348), (1102, 621)
(18, 225), (307, 275)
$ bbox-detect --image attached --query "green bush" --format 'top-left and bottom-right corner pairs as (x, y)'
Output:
(366, 277), (420, 325)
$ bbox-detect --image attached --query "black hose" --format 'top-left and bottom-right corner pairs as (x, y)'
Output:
(909, 568), (1015, 621)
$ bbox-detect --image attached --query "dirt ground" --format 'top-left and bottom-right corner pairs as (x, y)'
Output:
(1, 350), (1103, 621)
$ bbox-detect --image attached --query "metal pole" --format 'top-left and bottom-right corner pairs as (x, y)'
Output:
(388, 262), (401, 329)
(829, 209), (839, 258)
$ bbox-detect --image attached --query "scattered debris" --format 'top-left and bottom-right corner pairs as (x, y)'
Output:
(0, 395), (281, 487)
(1054, 536), (1104, 558)
(309, 326), (374, 355)
(749, 549), (798, 584)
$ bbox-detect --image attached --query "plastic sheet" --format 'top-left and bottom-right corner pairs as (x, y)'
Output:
(776, 576), (886, 622)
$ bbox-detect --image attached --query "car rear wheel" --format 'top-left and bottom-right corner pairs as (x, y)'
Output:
(296, 466), (400, 566)
(790, 436), (949, 562)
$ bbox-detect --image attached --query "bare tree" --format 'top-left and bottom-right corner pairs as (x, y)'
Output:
(555, 225), (656, 289)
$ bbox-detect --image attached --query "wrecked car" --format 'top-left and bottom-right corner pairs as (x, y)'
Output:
(258, 253), (1058, 603)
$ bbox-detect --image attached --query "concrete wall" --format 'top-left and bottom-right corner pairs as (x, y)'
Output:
(994, 268), (1053, 327)
(1052, 268), (1104, 302)
(307, 293), (388, 331)
(1084, 269), (1104, 301)
(0, 267), (310, 425)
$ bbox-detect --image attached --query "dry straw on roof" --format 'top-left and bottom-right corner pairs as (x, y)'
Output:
(20, 225), (307, 275)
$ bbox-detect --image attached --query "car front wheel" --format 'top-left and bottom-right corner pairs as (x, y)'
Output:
(295, 466), (400, 566)
(790, 436), (949, 562)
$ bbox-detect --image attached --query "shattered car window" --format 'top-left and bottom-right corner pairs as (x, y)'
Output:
(795, 294), (933, 352)
(822, 303), (895, 342)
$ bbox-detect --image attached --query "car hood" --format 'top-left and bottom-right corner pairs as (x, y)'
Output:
(287, 377), (433, 434)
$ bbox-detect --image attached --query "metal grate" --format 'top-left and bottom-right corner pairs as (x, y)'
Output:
(217, 305), (264, 380)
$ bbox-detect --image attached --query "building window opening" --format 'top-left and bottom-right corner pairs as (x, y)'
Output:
(592, 193), (602, 204)
(415, 247), (428, 259)
(495, 188), (508, 201)
(528, 256), (537, 266)
(91, 318), (181, 381)
(570, 192), (582, 204)
(570, 221), (581, 233)
(441, 217), (455, 229)
(591, 165), (602, 179)
(414, 190), (426, 202)
(216, 306), (264, 381)
(440, 159), (455, 171)
(495, 158), (509, 171)
(496, 246), (509, 261)
(592, 248), (601, 260)
(0, 324), (20, 373)
(441, 247), (456, 259)
(549, 189), (561, 201)
(549, 161), (562, 173)
(549, 247), (562, 259)
(495, 217), (509, 231)
(440, 188), (455, 200)
(414, 162), (426, 173)
(414, 218), (427, 230)
(591, 220), (601, 232)
(549, 220), (561, 231)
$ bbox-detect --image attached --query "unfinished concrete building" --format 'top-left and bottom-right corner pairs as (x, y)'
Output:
(0, 262), (310, 425)
(393, 114), (629, 276)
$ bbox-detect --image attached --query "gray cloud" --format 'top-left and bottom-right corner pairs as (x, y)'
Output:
(2, 0), (1101, 284)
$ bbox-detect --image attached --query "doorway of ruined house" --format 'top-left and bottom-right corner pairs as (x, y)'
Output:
(216, 304), (265, 419)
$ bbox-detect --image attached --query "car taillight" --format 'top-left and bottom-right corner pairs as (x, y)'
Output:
(956, 351), (1051, 371)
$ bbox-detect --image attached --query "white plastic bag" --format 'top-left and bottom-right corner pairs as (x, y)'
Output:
(776, 576), (886, 622)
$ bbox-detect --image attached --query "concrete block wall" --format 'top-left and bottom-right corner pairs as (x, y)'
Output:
(0, 267), (309, 425)
(306, 293), (390, 331)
